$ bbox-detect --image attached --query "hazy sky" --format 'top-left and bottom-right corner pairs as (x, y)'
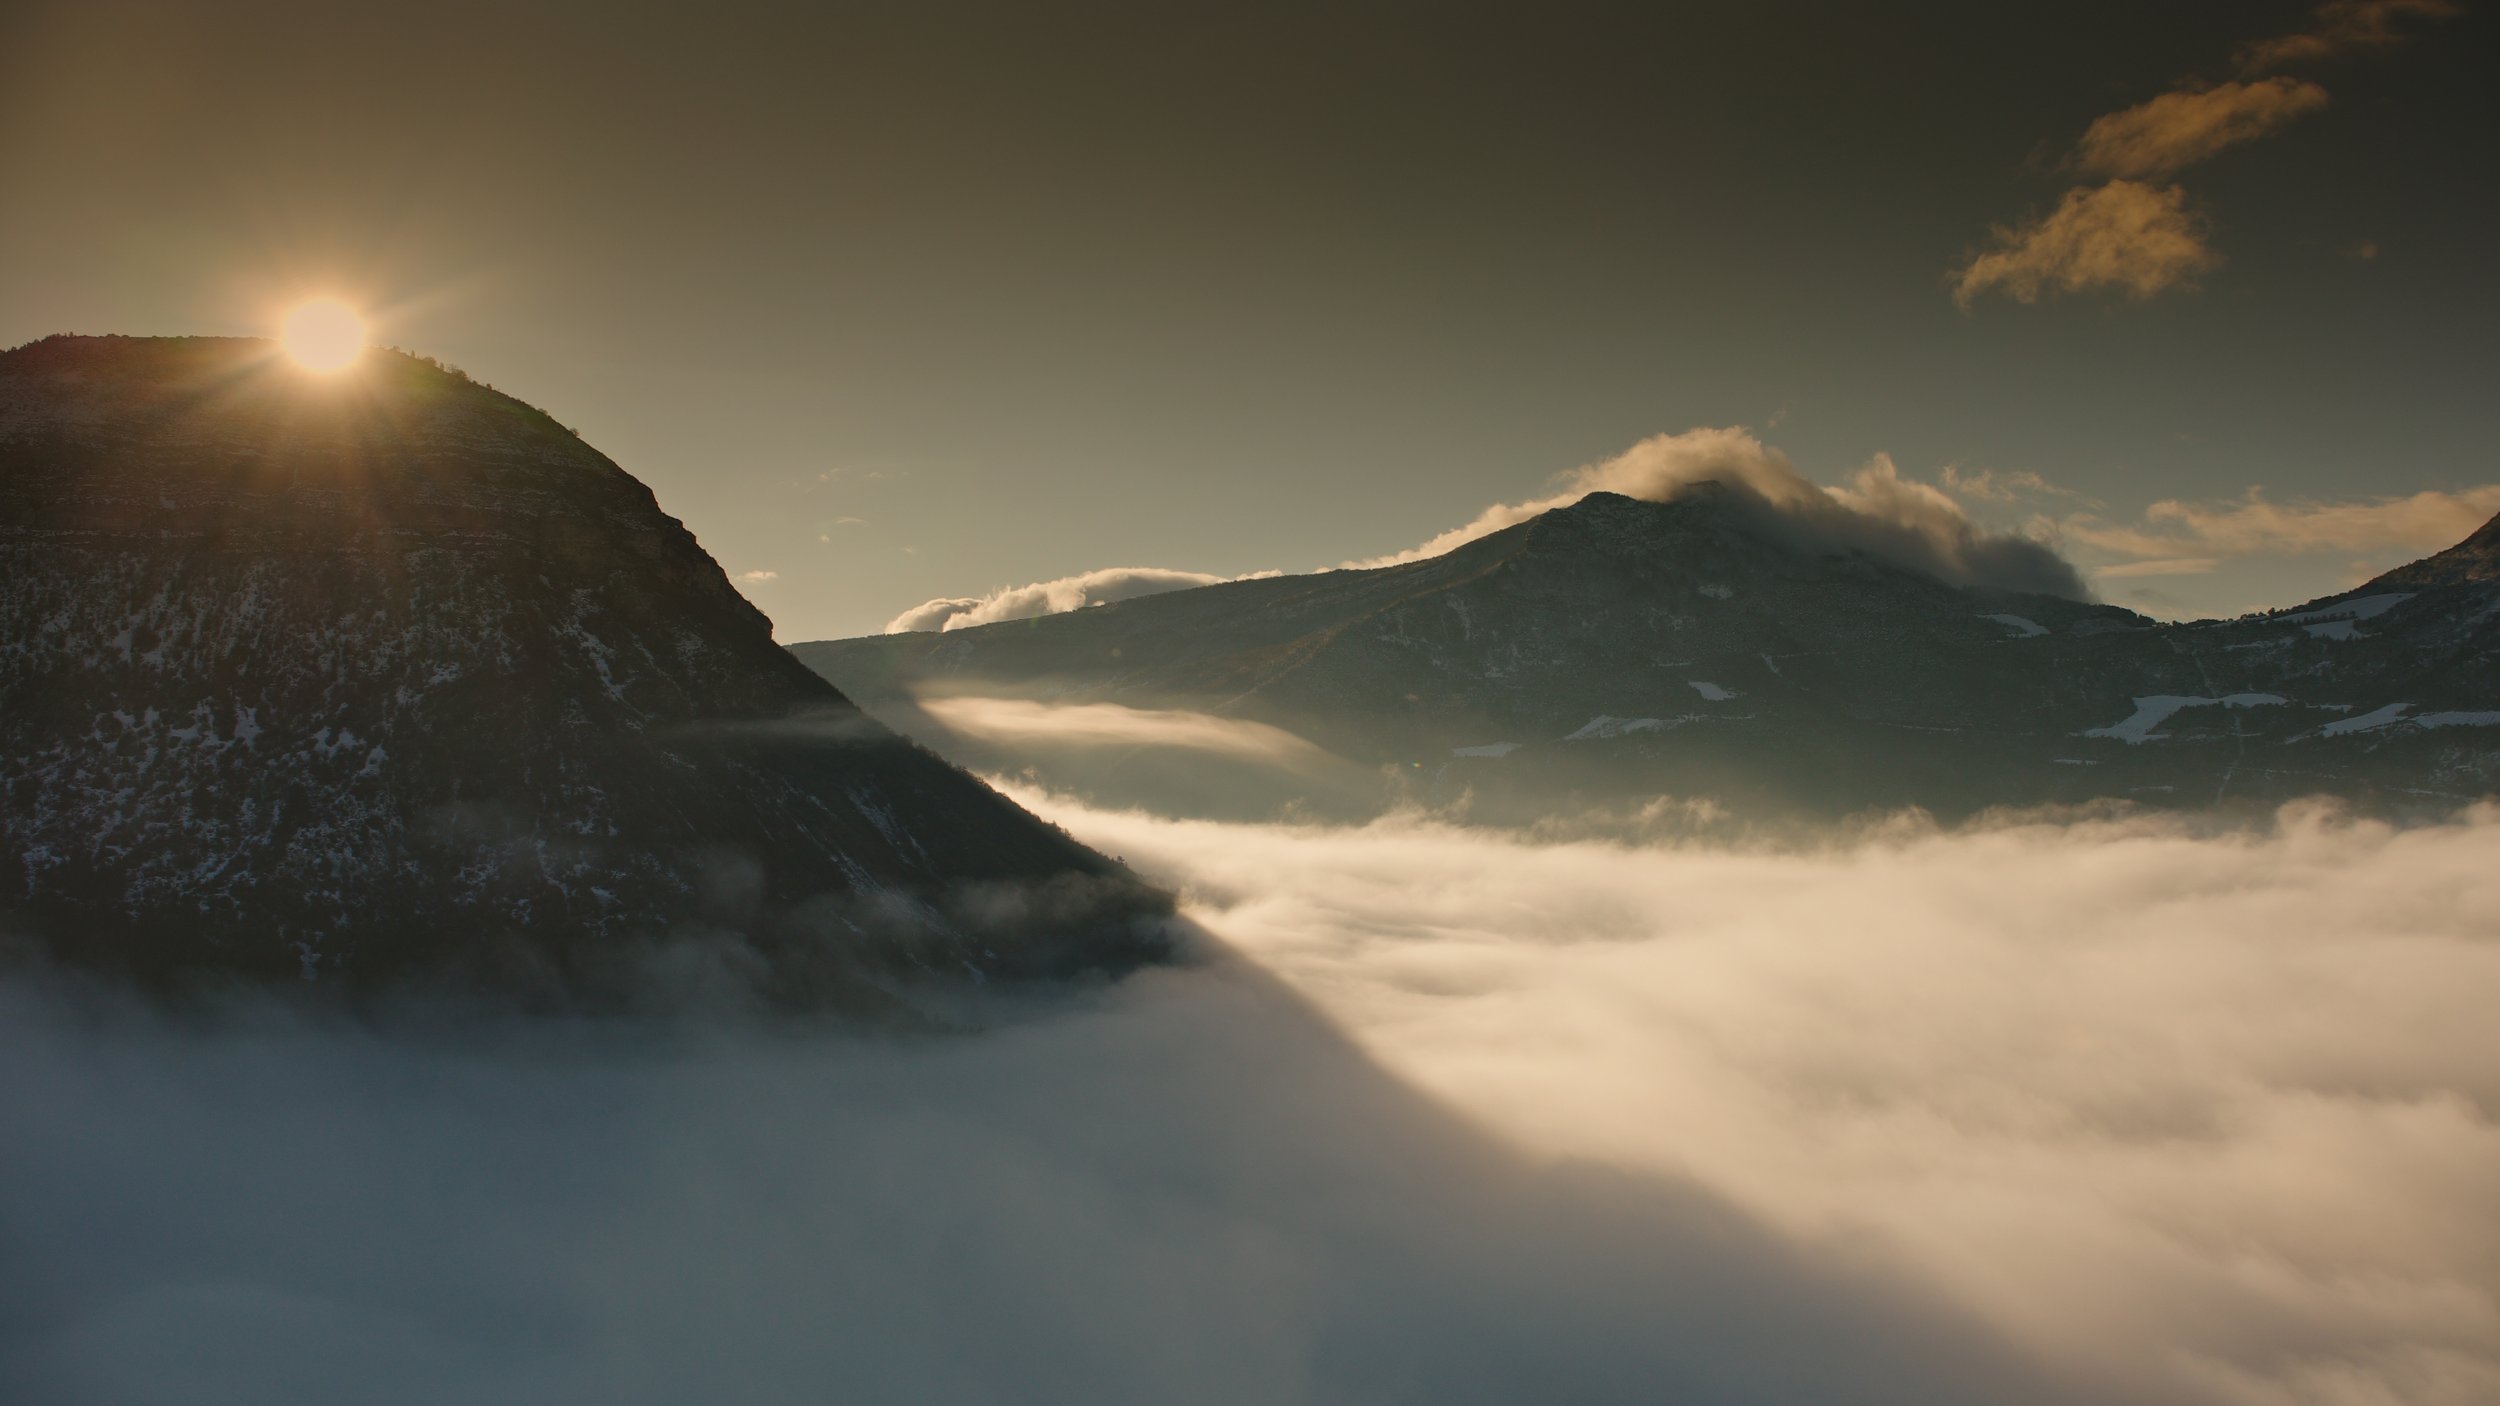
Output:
(5, 0), (2494, 637)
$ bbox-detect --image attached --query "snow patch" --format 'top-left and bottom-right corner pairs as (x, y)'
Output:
(2319, 703), (2411, 737)
(1687, 681), (1738, 701)
(1564, 715), (1697, 742)
(2415, 710), (2500, 730)
(2083, 694), (2286, 745)
(1979, 613), (2048, 639)
(2279, 593), (2412, 626)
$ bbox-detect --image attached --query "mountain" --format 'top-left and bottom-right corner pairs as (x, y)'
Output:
(0, 335), (1168, 1010)
(795, 485), (2500, 824)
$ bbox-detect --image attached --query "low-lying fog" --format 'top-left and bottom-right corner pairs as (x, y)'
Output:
(7, 795), (2495, 1405)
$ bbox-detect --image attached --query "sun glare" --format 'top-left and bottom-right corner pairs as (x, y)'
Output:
(279, 299), (365, 372)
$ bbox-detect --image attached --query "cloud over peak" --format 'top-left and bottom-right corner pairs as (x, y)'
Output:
(881, 431), (2092, 639)
(1362, 427), (2089, 599)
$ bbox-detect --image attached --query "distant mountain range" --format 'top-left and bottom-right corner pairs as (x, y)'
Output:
(0, 335), (1167, 1009)
(797, 483), (2500, 825)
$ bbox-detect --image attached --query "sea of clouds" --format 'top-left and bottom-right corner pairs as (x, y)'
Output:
(6, 795), (2495, 1405)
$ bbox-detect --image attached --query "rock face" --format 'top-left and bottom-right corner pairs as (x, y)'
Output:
(797, 486), (2500, 823)
(0, 335), (1167, 1008)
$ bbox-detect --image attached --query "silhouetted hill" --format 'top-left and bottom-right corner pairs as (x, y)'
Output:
(797, 486), (2500, 823)
(0, 335), (1168, 1010)
(2369, 508), (2500, 591)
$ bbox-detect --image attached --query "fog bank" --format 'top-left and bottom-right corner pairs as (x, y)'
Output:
(6, 797), (2495, 1405)
(1037, 791), (2500, 1405)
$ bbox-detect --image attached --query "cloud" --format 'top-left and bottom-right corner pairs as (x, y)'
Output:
(2075, 79), (2331, 180)
(2238, 0), (2462, 73)
(1937, 465), (2101, 508)
(2094, 556), (2222, 579)
(1025, 790), (2500, 1406)
(0, 947), (2103, 1406)
(2067, 484), (2500, 561)
(1957, 2), (2453, 309)
(735, 569), (777, 583)
(918, 697), (1344, 773)
(1359, 427), (2089, 598)
(886, 566), (1274, 633)
(1953, 181), (2221, 307)
(12, 795), (2498, 1405)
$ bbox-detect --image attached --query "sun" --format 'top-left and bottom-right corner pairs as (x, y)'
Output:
(279, 299), (366, 372)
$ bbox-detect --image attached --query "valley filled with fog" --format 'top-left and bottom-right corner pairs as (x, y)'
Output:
(8, 1), (2496, 1400)
(9, 793), (2494, 1406)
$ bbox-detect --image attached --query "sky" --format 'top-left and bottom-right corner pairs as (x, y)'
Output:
(3, 0), (2495, 637)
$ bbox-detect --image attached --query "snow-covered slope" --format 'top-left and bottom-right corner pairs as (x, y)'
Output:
(0, 335), (1167, 1007)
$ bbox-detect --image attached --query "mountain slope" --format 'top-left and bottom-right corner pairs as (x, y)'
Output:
(0, 335), (1167, 1008)
(797, 485), (2500, 822)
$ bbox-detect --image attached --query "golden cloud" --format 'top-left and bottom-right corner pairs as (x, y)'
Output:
(2075, 78), (2331, 180)
(2238, 0), (2463, 73)
(1953, 180), (2221, 307)
(2068, 484), (2500, 559)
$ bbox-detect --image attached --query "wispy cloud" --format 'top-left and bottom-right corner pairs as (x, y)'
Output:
(886, 566), (1276, 633)
(2093, 556), (2222, 579)
(2067, 484), (2500, 560)
(2074, 79), (2331, 180)
(918, 696), (1342, 773)
(736, 569), (778, 583)
(1938, 465), (2102, 508)
(2238, 0), (2462, 74)
(1953, 180), (2220, 307)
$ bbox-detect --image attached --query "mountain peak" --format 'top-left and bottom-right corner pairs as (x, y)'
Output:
(1513, 479), (1830, 571)
(1559, 479), (1742, 515)
(2369, 507), (2500, 591)
(1, 334), (1169, 1009)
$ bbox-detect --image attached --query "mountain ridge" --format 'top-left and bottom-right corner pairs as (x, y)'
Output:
(797, 480), (2500, 823)
(1, 334), (1170, 1010)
